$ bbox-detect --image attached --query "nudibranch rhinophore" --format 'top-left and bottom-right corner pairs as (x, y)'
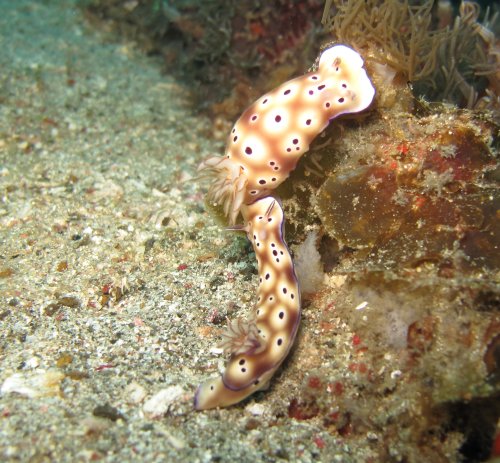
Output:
(199, 44), (376, 224)
(194, 197), (300, 410)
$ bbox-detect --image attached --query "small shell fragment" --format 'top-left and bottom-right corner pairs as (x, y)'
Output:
(1, 371), (64, 398)
(354, 301), (369, 310)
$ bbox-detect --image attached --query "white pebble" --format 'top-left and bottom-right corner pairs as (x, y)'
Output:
(390, 370), (402, 379)
(1, 371), (64, 398)
(143, 385), (184, 418)
(125, 382), (147, 404)
(25, 357), (40, 369)
(245, 403), (266, 416)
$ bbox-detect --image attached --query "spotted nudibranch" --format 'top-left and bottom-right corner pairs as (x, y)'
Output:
(199, 45), (376, 225)
(195, 45), (375, 410)
(194, 196), (300, 410)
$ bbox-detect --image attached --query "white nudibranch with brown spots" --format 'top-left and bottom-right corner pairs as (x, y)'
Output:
(195, 45), (375, 410)
(199, 45), (376, 224)
(194, 197), (300, 410)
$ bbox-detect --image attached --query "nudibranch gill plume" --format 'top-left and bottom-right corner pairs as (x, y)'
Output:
(195, 45), (375, 410)
(199, 45), (376, 224)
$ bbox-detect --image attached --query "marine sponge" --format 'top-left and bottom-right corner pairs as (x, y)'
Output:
(293, 230), (325, 296)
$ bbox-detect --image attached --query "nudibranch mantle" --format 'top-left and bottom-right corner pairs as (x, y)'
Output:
(194, 197), (300, 410)
(199, 45), (375, 224)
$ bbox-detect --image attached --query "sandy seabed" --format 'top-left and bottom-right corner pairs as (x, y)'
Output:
(1, 2), (498, 463)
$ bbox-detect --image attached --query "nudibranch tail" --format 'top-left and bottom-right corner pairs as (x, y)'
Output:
(194, 197), (301, 410)
(199, 44), (375, 224)
(194, 366), (277, 411)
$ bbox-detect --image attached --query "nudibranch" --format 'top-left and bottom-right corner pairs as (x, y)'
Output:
(194, 197), (300, 410)
(195, 45), (375, 410)
(199, 44), (376, 224)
